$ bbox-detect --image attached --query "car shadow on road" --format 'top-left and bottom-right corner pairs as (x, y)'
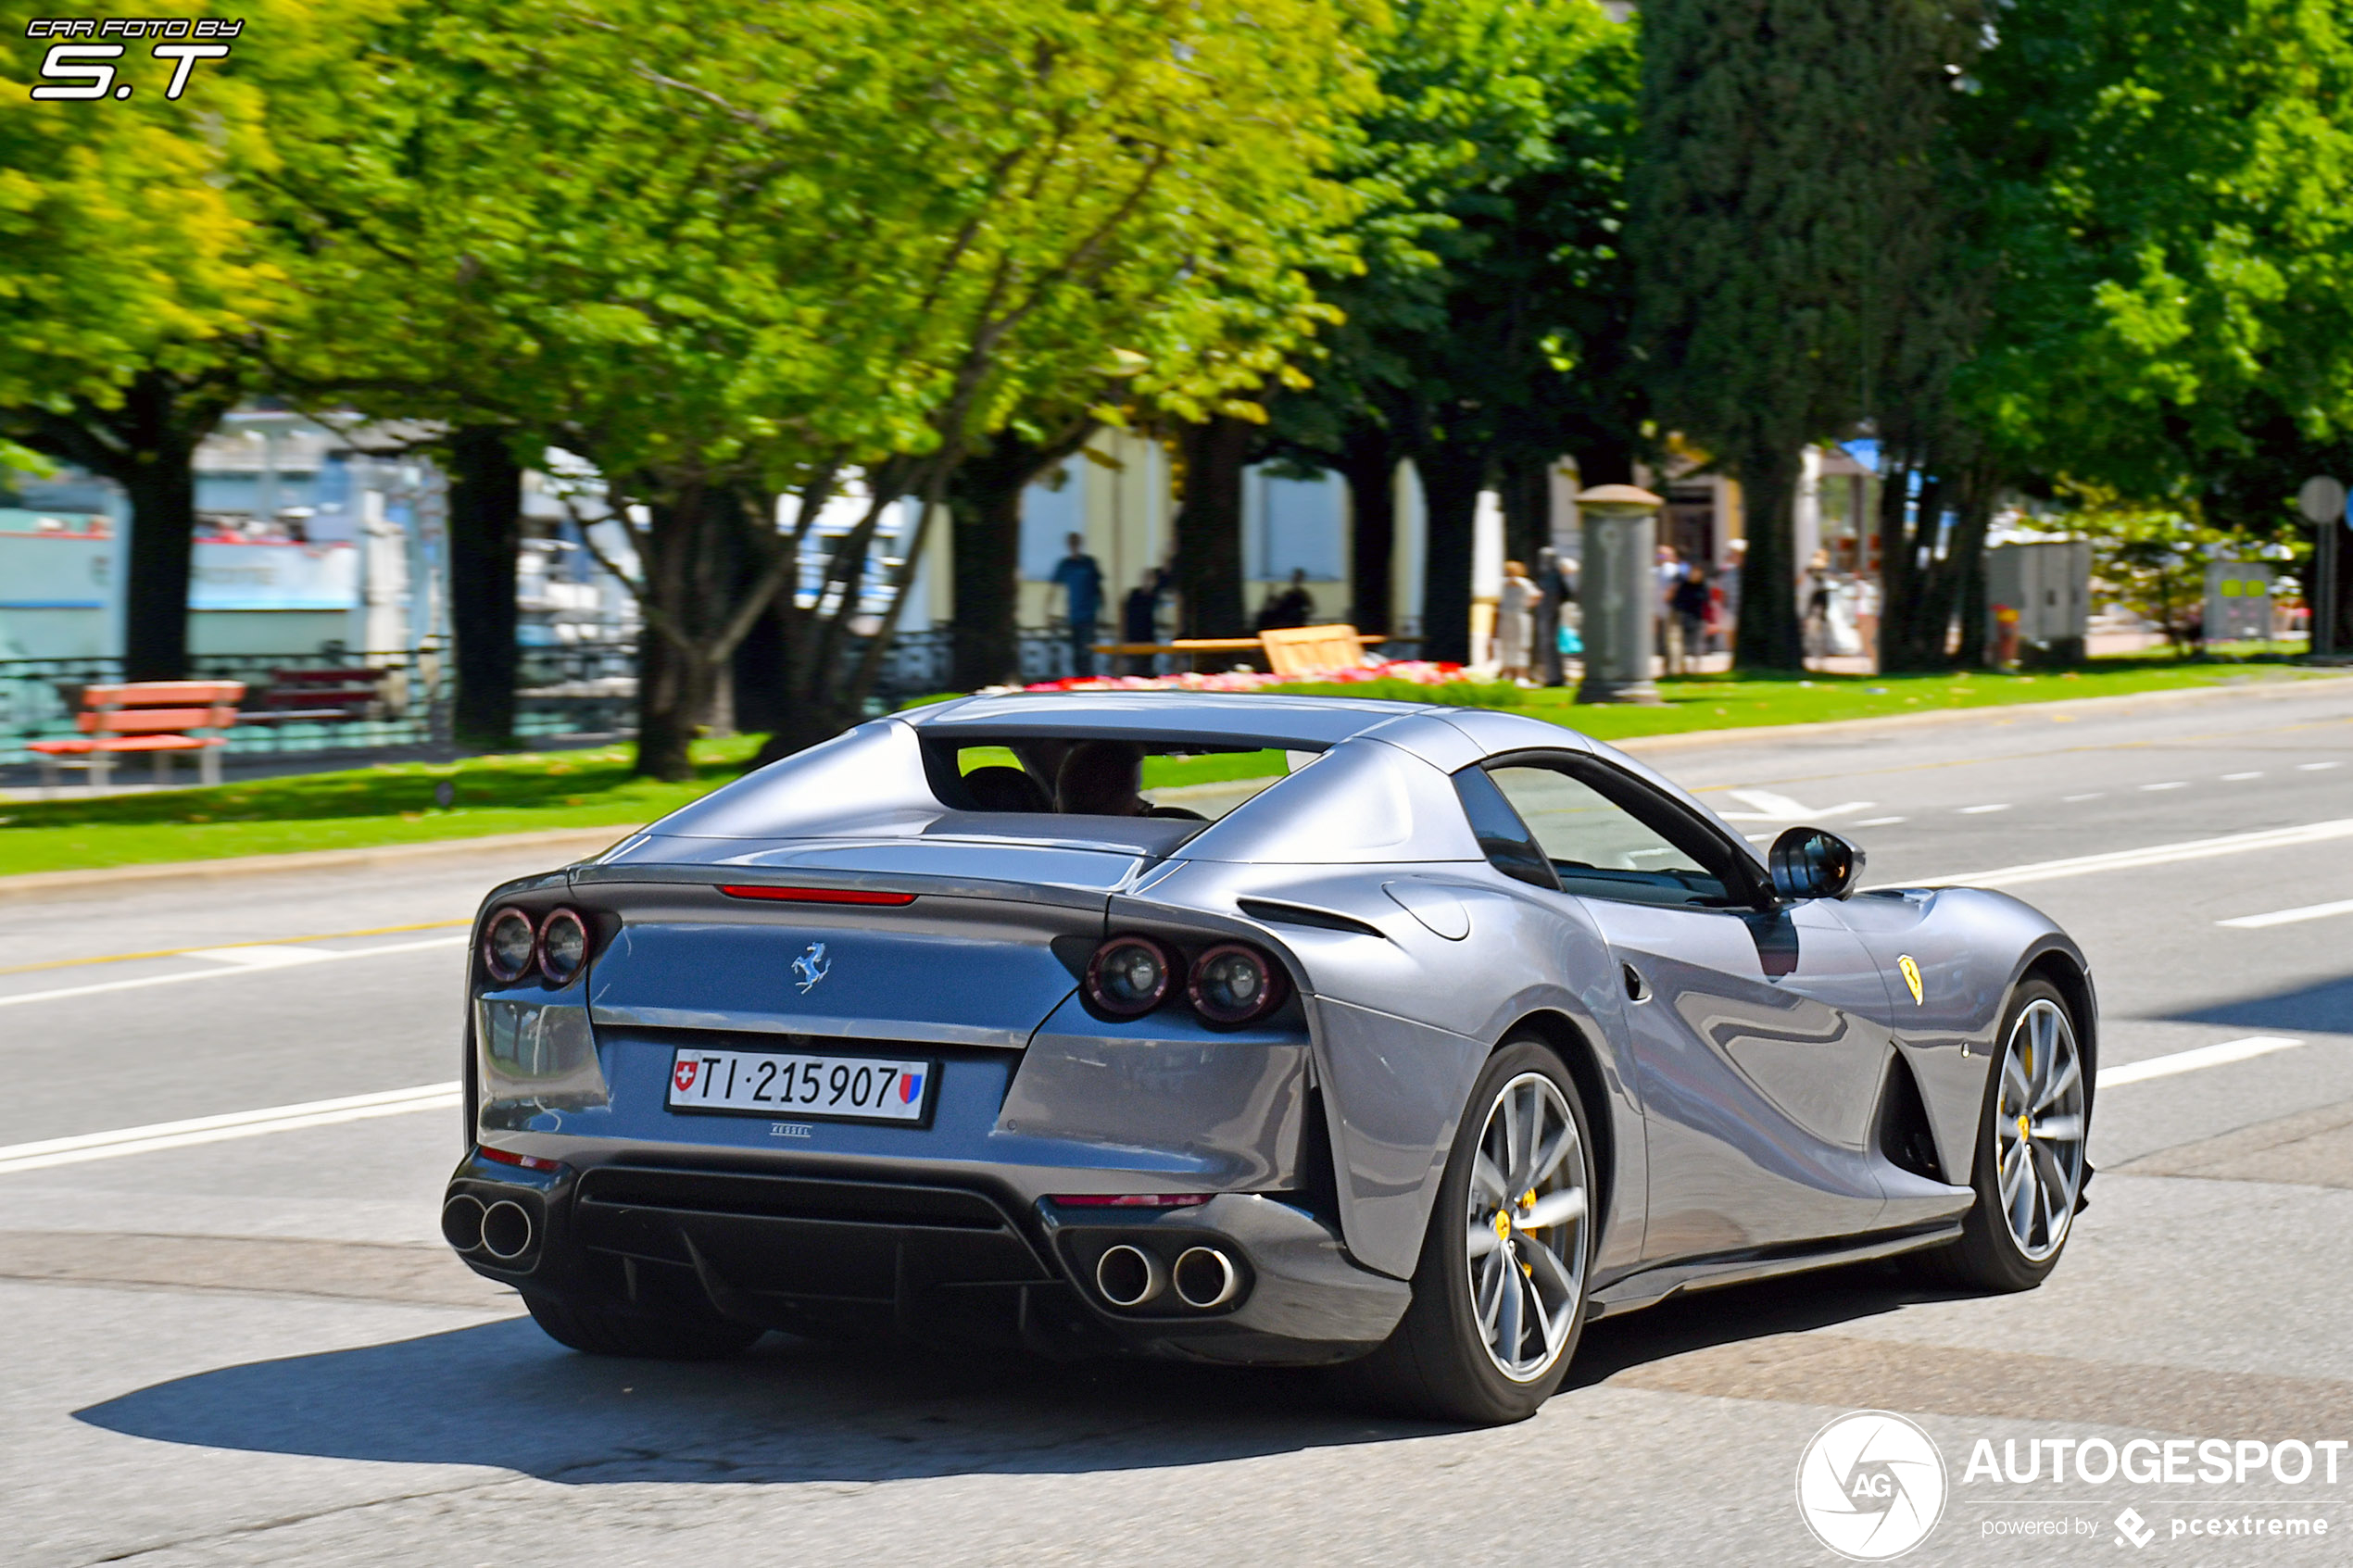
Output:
(2164, 971), (2353, 1035)
(1570, 1259), (1941, 1389)
(77, 1261), (1954, 1483)
(74, 1315), (1446, 1483)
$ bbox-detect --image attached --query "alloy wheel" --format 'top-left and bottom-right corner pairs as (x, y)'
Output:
(1464, 1071), (1589, 1381)
(1993, 997), (2086, 1261)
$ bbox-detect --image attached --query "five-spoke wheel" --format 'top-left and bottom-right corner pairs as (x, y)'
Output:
(1350, 1040), (1597, 1424)
(1465, 1072), (1590, 1380)
(1915, 978), (2092, 1291)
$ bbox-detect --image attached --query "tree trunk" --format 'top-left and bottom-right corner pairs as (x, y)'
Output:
(630, 484), (738, 782)
(634, 622), (710, 784)
(1172, 416), (1252, 638)
(1496, 451), (1552, 569)
(1418, 443), (1485, 666)
(1732, 445), (1805, 671)
(1335, 429), (1398, 635)
(444, 426), (524, 751)
(1875, 459), (1917, 672)
(948, 425), (1093, 690)
(119, 436), (198, 682)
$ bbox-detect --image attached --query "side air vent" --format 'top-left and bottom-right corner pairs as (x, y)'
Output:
(1876, 1051), (1944, 1183)
(1237, 898), (1386, 939)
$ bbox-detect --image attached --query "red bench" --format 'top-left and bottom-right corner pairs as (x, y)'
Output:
(28, 680), (245, 795)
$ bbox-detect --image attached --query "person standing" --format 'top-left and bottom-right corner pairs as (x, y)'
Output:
(1533, 546), (1568, 686)
(1120, 567), (1164, 675)
(1497, 559), (1537, 683)
(1050, 532), (1105, 678)
(1720, 537), (1745, 653)
(1669, 562), (1711, 676)
(1255, 567), (1315, 632)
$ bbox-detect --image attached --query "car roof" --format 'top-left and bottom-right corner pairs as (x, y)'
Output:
(897, 691), (1449, 750)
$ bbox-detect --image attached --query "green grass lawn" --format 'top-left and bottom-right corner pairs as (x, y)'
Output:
(2, 657), (2339, 878)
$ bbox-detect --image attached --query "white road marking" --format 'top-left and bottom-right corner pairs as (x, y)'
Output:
(1914, 817), (2353, 889)
(1718, 789), (1877, 822)
(2301, 761), (2341, 771)
(2063, 793), (2105, 802)
(2217, 897), (2353, 929)
(185, 945), (333, 969)
(2098, 1036), (2302, 1088)
(0, 1083), (462, 1174)
(0, 935), (465, 1011)
(2222, 771), (2263, 781)
(2140, 782), (2187, 792)
(1957, 804), (2010, 815)
(1855, 816), (1906, 827)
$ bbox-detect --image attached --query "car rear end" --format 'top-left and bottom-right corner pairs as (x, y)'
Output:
(443, 837), (1404, 1363)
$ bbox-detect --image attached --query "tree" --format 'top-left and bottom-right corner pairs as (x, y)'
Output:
(0, 3), (317, 677)
(442, 426), (526, 748)
(270, 0), (1368, 777)
(1630, 0), (1963, 670)
(1952, 0), (2353, 659)
(1265, 0), (1639, 656)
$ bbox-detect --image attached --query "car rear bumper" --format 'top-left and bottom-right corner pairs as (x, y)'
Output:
(443, 1149), (1409, 1365)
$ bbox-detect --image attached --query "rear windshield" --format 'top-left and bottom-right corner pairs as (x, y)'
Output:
(925, 740), (1317, 824)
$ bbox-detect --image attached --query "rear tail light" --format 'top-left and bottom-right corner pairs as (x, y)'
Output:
(483, 908), (535, 983)
(1085, 935), (1174, 1017)
(537, 908), (589, 983)
(1189, 942), (1288, 1025)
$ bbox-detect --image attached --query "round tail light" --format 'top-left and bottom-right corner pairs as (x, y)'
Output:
(1085, 935), (1174, 1017)
(1189, 943), (1288, 1025)
(537, 908), (589, 984)
(483, 908), (536, 983)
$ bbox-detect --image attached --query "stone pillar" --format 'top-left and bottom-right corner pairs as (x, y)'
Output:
(1575, 483), (1665, 705)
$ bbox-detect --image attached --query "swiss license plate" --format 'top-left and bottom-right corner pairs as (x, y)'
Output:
(666, 1047), (934, 1123)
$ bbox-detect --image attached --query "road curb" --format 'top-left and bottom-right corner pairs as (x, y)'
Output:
(0, 825), (640, 904)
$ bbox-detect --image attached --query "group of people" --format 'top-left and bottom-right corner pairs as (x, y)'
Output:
(1655, 540), (1742, 676)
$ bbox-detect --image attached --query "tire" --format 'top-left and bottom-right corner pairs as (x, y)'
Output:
(1913, 979), (2089, 1292)
(1347, 1040), (1598, 1424)
(522, 1292), (766, 1360)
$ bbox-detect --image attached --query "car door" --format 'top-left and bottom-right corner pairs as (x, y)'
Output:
(1463, 753), (1897, 1261)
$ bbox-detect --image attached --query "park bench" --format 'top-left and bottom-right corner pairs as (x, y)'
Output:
(239, 666), (389, 742)
(1092, 623), (1390, 675)
(28, 680), (245, 795)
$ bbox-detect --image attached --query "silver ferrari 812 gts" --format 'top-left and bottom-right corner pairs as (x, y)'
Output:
(442, 693), (2095, 1422)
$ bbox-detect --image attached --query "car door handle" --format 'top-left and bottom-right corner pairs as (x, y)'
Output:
(1622, 963), (1651, 1003)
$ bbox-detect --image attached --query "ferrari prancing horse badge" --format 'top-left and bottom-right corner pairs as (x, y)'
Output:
(1897, 954), (1924, 1006)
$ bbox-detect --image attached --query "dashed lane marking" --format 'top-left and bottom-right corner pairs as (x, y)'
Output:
(1908, 817), (2353, 889)
(2217, 897), (2353, 930)
(2099, 1037), (2303, 1088)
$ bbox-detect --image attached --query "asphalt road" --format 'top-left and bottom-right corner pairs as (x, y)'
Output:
(3, 679), (2350, 1567)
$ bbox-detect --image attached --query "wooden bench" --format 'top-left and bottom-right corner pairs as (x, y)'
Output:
(238, 667), (389, 740)
(28, 680), (245, 795)
(1092, 626), (1390, 674)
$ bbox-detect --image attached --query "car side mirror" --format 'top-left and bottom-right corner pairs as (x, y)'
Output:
(1768, 826), (1865, 901)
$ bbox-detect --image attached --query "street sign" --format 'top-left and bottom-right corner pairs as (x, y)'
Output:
(2297, 476), (2347, 524)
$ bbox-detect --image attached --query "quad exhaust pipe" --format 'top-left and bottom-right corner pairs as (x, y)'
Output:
(445, 1194), (535, 1261)
(1172, 1247), (1240, 1310)
(1093, 1242), (1241, 1311)
(1094, 1244), (1165, 1308)
(440, 1195), (485, 1252)
(480, 1200), (535, 1261)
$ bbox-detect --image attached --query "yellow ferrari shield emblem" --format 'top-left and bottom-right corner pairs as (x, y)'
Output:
(1897, 954), (1924, 1006)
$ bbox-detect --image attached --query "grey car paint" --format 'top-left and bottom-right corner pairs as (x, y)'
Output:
(447, 691), (2091, 1362)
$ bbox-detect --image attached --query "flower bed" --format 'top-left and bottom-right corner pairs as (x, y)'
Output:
(1016, 659), (1472, 694)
